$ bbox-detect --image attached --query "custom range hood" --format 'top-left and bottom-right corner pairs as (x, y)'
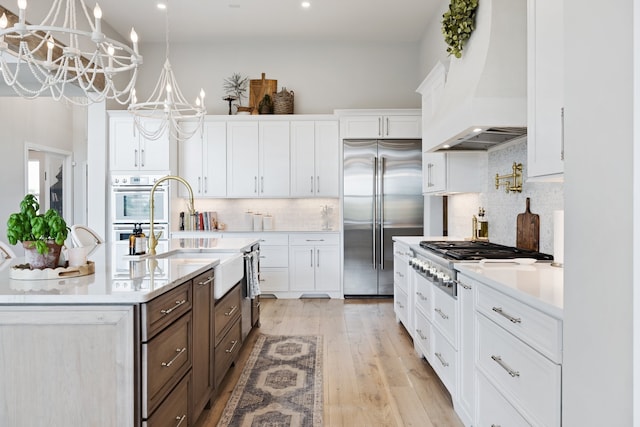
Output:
(423, 0), (527, 152)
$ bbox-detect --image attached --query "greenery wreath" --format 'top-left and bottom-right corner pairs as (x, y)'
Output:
(441, 0), (479, 58)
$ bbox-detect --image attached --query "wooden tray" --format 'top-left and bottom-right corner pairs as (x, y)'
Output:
(10, 261), (95, 280)
(249, 72), (277, 115)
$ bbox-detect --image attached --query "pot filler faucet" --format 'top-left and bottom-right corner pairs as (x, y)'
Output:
(149, 175), (195, 255)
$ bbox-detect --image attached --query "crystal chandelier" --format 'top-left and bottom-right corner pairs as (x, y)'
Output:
(0, 0), (142, 104)
(127, 2), (205, 143)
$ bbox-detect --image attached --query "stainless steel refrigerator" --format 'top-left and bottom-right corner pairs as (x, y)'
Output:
(343, 139), (423, 296)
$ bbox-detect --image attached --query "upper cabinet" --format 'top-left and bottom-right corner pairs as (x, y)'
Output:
(290, 120), (340, 197)
(178, 120), (227, 198)
(423, 152), (487, 195)
(527, 0), (564, 179)
(417, 62), (446, 152)
(337, 109), (422, 139)
(109, 113), (170, 172)
(227, 121), (290, 198)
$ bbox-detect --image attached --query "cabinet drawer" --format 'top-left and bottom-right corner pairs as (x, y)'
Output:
(431, 327), (457, 396)
(215, 319), (242, 388)
(260, 245), (288, 267)
(289, 233), (340, 246)
(143, 372), (190, 427)
(258, 233), (289, 245)
(214, 283), (242, 346)
(142, 313), (192, 418)
(260, 268), (289, 292)
(413, 273), (432, 317)
(432, 287), (457, 347)
(477, 372), (530, 427)
(477, 313), (561, 427)
(476, 282), (562, 363)
(142, 282), (192, 341)
(393, 242), (411, 260)
(413, 308), (432, 360)
(394, 285), (408, 326)
(393, 256), (408, 292)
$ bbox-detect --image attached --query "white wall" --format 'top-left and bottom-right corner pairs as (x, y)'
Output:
(417, 0), (451, 81)
(131, 40), (423, 115)
(564, 0), (634, 425)
(0, 98), (82, 252)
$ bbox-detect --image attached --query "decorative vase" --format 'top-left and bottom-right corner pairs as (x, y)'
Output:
(22, 241), (62, 269)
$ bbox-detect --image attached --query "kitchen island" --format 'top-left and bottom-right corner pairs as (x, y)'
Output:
(0, 237), (259, 427)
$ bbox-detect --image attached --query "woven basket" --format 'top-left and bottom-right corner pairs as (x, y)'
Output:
(272, 88), (294, 114)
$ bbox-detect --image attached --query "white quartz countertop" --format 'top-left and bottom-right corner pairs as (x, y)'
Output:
(392, 235), (467, 246)
(0, 237), (259, 305)
(456, 262), (564, 319)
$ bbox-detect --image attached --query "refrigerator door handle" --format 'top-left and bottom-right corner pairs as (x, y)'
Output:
(372, 156), (378, 270)
(379, 156), (385, 270)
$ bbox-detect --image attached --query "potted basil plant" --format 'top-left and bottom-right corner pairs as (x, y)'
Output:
(6, 194), (69, 269)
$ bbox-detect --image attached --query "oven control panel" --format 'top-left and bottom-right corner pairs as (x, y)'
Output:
(409, 255), (457, 297)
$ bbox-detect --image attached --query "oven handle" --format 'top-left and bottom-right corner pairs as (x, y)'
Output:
(111, 186), (166, 192)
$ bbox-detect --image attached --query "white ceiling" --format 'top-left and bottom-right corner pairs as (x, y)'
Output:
(16, 0), (443, 45)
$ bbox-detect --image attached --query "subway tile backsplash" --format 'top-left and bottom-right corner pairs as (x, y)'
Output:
(171, 198), (341, 232)
(446, 137), (564, 254)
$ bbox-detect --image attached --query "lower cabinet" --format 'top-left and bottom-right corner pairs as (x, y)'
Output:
(191, 269), (215, 424)
(289, 233), (341, 295)
(214, 283), (243, 388)
(143, 372), (191, 427)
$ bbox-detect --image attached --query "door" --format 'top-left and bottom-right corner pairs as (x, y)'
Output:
(378, 140), (423, 294)
(259, 121), (290, 197)
(227, 121), (259, 197)
(343, 140), (377, 295)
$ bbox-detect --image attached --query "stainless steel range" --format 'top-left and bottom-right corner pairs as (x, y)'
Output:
(409, 241), (554, 299)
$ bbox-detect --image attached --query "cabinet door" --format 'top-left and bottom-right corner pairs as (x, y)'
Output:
(314, 245), (340, 292)
(314, 121), (340, 197)
(289, 245), (315, 291)
(259, 121), (290, 197)
(290, 121), (316, 197)
(384, 115), (421, 138)
(527, 0), (564, 178)
(191, 270), (214, 421)
(139, 118), (170, 171)
(457, 275), (475, 426)
(202, 121), (227, 197)
(110, 115), (138, 171)
(422, 152), (446, 194)
(178, 122), (205, 197)
(227, 121), (259, 197)
(340, 115), (383, 138)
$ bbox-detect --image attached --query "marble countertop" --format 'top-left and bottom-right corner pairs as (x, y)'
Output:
(456, 262), (564, 319)
(0, 237), (259, 305)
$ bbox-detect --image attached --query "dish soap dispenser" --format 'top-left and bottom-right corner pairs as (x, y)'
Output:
(478, 207), (489, 239)
(129, 223), (137, 255)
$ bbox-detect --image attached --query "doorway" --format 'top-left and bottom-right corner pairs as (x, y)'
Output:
(26, 144), (73, 220)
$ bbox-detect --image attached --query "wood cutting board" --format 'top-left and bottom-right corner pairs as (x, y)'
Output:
(516, 198), (540, 252)
(249, 73), (277, 115)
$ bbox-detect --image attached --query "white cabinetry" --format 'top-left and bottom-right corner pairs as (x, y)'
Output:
(417, 62), (446, 153)
(527, 0), (564, 179)
(423, 152), (487, 194)
(257, 233), (289, 293)
(109, 113), (170, 172)
(290, 120), (340, 197)
(289, 233), (340, 296)
(178, 120), (226, 198)
(393, 242), (411, 328)
(473, 275), (562, 426)
(227, 121), (290, 197)
(337, 109), (422, 139)
(455, 274), (475, 427)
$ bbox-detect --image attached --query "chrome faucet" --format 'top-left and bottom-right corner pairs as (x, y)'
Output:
(149, 175), (195, 255)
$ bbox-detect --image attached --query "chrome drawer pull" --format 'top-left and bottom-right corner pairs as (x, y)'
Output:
(396, 271), (404, 278)
(416, 329), (427, 340)
(416, 291), (427, 301)
(435, 352), (449, 367)
(396, 301), (404, 309)
(434, 308), (449, 320)
(175, 414), (187, 426)
(224, 305), (238, 317)
(225, 339), (239, 353)
(492, 307), (522, 324)
(162, 347), (187, 368)
(198, 276), (214, 286)
(161, 300), (186, 315)
(254, 302), (261, 308)
(455, 279), (471, 290)
(491, 355), (520, 378)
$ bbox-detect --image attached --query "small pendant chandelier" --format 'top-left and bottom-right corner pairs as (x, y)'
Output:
(127, 1), (205, 143)
(0, 0), (142, 104)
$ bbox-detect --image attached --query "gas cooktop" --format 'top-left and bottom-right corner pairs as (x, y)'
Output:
(419, 240), (554, 261)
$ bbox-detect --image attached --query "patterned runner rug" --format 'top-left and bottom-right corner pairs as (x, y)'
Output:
(217, 334), (323, 427)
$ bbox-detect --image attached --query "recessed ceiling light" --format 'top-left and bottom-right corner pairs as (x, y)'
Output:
(473, 127), (482, 133)
(301, 1), (311, 8)
(157, 2), (167, 10)
(443, 144), (451, 149)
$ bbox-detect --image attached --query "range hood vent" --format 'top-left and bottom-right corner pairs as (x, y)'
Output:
(423, 0), (527, 152)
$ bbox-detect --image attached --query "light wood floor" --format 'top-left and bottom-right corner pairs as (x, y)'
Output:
(195, 298), (464, 427)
